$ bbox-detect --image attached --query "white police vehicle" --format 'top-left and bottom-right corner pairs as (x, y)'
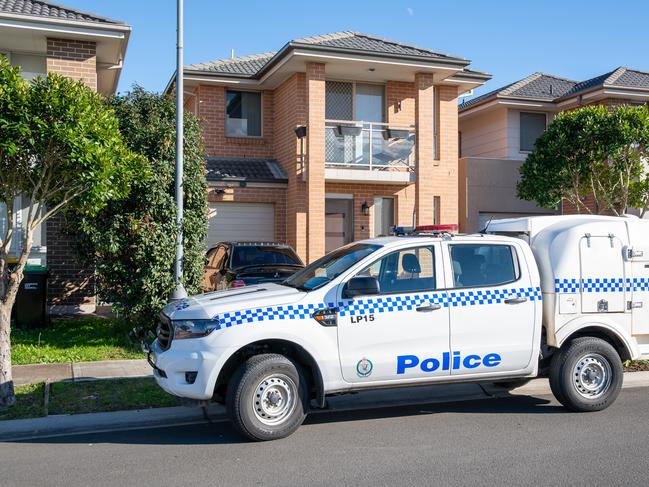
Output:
(148, 215), (649, 441)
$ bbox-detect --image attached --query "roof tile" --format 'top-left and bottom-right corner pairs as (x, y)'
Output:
(0, 0), (124, 24)
(206, 158), (288, 183)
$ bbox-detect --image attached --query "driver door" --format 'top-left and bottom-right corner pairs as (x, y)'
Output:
(337, 244), (450, 384)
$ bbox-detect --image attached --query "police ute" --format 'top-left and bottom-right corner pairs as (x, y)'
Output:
(147, 215), (649, 441)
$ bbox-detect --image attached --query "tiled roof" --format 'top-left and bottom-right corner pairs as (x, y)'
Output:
(460, 72), (576, 111)
(186, 52), (276, 76)
(206, 158), (288, 183)
(292, 31), (462, 60)
(461, 67), (649, 111)
(0, 0), (124, 24)
(559, 67), (649, 99)
(186, 31), (469, 77)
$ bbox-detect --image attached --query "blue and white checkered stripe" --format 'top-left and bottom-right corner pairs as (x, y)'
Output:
(215, 286), (541, 328)
(555, 277), (649, 293)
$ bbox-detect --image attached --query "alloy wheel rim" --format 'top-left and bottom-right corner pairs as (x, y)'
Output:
(252, 374), (297, 426)
(572, 353), (612, 399)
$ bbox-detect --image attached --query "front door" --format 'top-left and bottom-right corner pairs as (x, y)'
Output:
(446, 242), (538, 375)
(337, 244), (450, 383)
(326, 198), (353, 253)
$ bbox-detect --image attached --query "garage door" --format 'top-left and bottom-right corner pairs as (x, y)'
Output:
(207, 203), (275, 247)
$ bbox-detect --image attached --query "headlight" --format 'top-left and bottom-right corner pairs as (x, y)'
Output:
(173, 319), (220, 340)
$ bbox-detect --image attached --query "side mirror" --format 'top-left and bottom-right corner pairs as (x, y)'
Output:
(343, 276), (380, 298)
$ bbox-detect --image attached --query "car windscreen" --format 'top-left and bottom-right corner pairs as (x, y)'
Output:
(231, 246), (303, 269)
(282, 243), (382, 291)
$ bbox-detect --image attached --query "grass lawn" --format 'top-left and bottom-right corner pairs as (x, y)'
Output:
(0, 378), (179, 421)
(11, 317), (144, 365)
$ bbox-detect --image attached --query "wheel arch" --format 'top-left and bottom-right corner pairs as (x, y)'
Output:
(556, 321), (636, 362)
(214, 339), (326, 408)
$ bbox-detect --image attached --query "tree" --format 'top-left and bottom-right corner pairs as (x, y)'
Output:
(517, 104), (649, 215)
(0, 57), (143, 407)
(69, 87), (208, 328)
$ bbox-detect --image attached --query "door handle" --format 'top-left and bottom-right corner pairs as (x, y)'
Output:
(504, 297), (528, 304)
(416, 304), (442, 312)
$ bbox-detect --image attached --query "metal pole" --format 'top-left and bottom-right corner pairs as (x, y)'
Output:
(171, 0), (187, 300)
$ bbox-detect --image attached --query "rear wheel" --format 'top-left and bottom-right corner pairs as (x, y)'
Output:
(549, 337), (623, 412)
(226, 354), (308, 441)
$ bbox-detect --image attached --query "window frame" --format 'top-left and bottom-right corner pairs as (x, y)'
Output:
(447, 243), (522, 290)
(224, 89), (263, 139)
(353, 244), (438, 296)
(519, 111), (547, 153)
(325, 79), (387, 122)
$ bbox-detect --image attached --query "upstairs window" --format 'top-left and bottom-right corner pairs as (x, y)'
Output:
(226, 90), (262, 137)
(519, 112), (546, 152)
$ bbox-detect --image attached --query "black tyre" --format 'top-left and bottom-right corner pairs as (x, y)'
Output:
(226, 354), (308, 441)
(549, 337), (623, 412)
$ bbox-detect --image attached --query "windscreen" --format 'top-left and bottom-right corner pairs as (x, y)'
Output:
(231, 246), (303, 268)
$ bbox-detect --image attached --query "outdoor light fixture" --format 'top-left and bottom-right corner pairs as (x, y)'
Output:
(361, 201), (370, 216)
(295, 125), (307, 178)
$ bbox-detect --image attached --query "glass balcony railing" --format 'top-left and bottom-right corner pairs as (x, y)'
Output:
(325, 120), (415, 171)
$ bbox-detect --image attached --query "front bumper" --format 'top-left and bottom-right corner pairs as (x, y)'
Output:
(147, 339), (228, 400)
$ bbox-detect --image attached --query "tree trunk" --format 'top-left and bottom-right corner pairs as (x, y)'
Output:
(0, 302), (15, 408)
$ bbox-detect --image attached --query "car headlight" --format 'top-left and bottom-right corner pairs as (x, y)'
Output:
(173, 319), (220, 340)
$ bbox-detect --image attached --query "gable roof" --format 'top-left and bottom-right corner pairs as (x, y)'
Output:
(206, 157), (288, 184)
(459, 72), (577, 111)
(186, 31), (469, 78)
(0, 0), (125, 24)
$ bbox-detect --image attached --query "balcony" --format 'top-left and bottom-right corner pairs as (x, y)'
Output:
(324, 120), (416, 184)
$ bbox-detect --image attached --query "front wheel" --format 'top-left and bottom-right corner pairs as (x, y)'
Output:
(549, 337), (623, 412)
(226, 354), (308, 441)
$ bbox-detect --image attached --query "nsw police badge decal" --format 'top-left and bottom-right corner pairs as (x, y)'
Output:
(356, 357), (373, 377)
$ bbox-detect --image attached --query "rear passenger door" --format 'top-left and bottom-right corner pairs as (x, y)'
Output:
(445, 242), (538, 375)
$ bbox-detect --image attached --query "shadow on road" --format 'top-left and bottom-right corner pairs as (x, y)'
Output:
(11, 393), (564, 446)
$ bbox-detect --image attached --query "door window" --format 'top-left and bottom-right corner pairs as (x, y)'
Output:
(357, 246), (436, 294)
(373, 197), (394, 237)
(450, 244), (519, 288)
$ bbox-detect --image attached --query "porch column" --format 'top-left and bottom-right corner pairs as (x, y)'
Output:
(306, 62), (326, 263)
(414, 73), (436, 225)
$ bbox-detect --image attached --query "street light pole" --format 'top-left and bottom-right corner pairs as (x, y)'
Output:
(171, 0), (187, 300)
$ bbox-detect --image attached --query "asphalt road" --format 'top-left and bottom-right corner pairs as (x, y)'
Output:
(1, 388), (648, 487)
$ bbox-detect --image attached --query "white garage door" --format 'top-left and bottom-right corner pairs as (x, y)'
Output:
(207, 203), (275, 247)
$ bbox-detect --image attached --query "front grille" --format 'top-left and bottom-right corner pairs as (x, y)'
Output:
(157, 314), (173, 351)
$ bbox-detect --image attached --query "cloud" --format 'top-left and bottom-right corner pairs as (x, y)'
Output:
(406, 7), (414, 16)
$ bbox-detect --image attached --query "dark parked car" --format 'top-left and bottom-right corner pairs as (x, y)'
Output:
(203, 242), (304, 292)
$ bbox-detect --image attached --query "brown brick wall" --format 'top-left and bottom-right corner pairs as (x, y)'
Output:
(46, 215), (95, 307)
(45, 38), (98, 309)
(46, 38), (97, 91)
(197, 84), (274, 158)
(387, 80), (416, 127)
(273, 73), (308, 258)
(305, 62), (326, 263)
(207, 185), (287, 242)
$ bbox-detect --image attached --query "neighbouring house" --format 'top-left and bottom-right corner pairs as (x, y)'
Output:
(458, 67), (649, 232)
(169, 32), (490, 263)
(0, 0), (131, 313)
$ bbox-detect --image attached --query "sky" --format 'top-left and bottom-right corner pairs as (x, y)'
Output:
(60, 0), (649, 98)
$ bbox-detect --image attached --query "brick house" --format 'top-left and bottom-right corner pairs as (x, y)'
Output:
(458, 67), (649, 232)
(0, 0), (131, 313)
(172, 32), (490, 263)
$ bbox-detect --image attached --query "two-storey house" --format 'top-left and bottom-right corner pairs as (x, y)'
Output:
(458, 67), (649, 232)
(0, 0), (131, 313)
(172, 32), (489, 263)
